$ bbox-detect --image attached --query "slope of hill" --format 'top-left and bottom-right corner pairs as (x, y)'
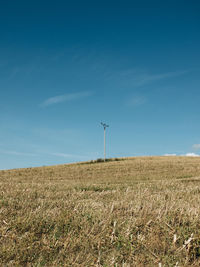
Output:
(1, 156), (200, 266)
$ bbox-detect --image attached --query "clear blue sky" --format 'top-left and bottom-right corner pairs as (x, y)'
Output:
(0, 0), (200, 169)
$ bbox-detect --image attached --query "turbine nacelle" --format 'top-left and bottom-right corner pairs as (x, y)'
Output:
(101, 122), (109, 129)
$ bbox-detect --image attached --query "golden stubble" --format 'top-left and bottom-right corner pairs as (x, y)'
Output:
(1, 156), (200, 266)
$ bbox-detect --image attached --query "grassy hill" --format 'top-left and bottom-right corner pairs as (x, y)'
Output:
(1, 156), (200, 266)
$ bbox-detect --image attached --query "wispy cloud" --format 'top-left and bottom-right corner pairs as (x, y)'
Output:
(127, 95), (146, 107)
(0, 150), (37, 157)
(192, 144), (200, 150)
(49, 152), (87, 159)
(40, 91), (92, 107)
(0, 149), (88, 160)
(119, 69), (189, 87)
(164, 152), (200, 157)
(185, 153), (200, 157)
(134, 71), (188, 86)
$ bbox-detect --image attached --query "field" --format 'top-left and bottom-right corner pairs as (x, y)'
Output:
(1, 156), (200, 266)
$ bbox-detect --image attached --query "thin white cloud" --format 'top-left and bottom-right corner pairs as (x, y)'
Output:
(137, 71), (188, 86)
(164, 152), (200, 157)
(0, 149), (87, 160)
(40, 91), (92, 107)
(49, 152), (87, 159)
(0, 150), (37, 157)
(127, 95), (146, 107)
(192, 144), (200, 150)
(185, 153), (200, 157)
(120, 69), (189, 87)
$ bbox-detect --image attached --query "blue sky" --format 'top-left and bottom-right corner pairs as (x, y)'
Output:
(0, 0), (200, 169)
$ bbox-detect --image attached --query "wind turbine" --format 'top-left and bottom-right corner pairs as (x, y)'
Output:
(101, 122), (109, 162)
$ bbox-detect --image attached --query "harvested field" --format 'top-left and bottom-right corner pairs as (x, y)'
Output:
(1, 156), (200, 266)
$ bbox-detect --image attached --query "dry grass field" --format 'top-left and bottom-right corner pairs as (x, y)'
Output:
(1, 156), (200, 266)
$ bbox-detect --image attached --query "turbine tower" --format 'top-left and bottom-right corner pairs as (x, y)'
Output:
(101, 122), (109, 162)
